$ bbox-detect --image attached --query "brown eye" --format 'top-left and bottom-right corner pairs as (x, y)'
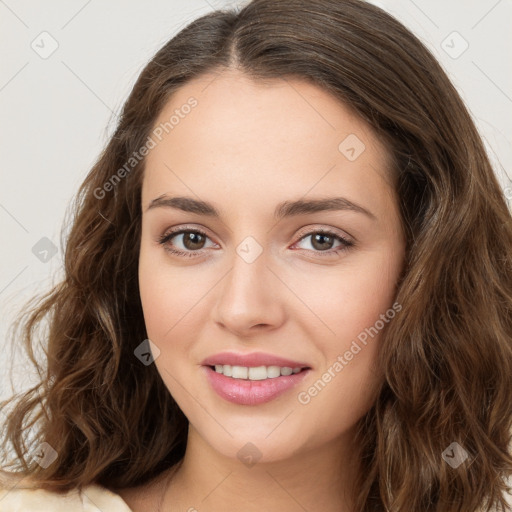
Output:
(310, 233), (336, 251)
(158, 227), (216, 257)
(180, 231), (206, 250)
(293, 229), (354, 257)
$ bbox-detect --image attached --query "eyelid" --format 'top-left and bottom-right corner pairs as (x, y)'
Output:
(157, 224), (216, 248)
(157, 223), (355, 257)
(294, 224), (355, 244)
(159, 223), (354, 243)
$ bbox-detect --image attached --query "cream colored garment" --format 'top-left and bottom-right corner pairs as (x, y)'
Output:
(0, 483), (133, 512)
(1, 477), (510, 510)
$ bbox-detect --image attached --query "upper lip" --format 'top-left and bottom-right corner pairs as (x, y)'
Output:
(201, 351), (311, 369)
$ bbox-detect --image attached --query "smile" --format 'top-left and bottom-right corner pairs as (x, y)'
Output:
(203, 365), (311, 405)
(211, 364), (305, 380)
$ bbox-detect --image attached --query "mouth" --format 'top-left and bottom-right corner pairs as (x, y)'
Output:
(203, 364), (312, 405)
(206, 364), (311, 381)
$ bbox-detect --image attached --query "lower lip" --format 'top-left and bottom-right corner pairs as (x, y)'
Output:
(202, 366), (311, 405)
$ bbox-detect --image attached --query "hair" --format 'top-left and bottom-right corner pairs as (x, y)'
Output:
(1, 0), (511, 510)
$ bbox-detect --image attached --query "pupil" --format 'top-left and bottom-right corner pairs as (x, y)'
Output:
(185, 232), (204, 250)
(312, 233), (333, 251)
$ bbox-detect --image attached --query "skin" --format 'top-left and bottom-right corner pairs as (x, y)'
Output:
(121, 68), (406, 511)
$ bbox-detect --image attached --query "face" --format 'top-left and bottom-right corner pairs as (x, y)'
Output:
(138, 68), (405, 464)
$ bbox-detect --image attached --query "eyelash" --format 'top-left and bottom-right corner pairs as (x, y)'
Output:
(157, 226), (354, 259)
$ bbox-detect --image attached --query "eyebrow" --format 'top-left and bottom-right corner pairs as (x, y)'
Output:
(146, 194), (377, 221)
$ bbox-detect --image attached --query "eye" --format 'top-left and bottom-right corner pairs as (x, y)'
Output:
(157, 227), (216, 258)
(157, 226), (354, 259)
(292, 228), (354, 257)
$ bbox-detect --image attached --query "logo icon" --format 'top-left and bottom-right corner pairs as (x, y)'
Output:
(236, 236), (263, 264)
(31, 442), (58, 468)
(237, 442), (263, 468)
(441, 31), (469, 59)
(134, 339), (161, 366)
(31, 32), (59, 59)
(442, 442), (469, 468)
(338, 134), (366, 161)
(32, 237), (58, 263)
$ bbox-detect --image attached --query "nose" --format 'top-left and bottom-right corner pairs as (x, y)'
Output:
(211, 244), (286, 337)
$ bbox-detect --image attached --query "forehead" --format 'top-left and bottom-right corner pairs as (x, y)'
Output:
(142, 69), (395, 216)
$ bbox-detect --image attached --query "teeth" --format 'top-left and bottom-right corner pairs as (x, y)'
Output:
(213, 365), (305, 380)
(232, 366), (248, 379)
(266, 366), (281, 378)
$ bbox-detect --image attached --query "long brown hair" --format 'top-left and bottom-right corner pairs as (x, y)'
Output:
(1, 1), (511, 510)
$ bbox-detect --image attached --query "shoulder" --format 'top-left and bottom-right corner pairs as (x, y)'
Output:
(0, 473), (133, 512)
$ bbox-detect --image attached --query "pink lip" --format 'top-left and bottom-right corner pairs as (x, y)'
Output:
(202, 366), (311, 405)
(201, 351), (311, 369)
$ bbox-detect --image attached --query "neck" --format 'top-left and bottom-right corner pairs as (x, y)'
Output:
(158, 425), (359, 512)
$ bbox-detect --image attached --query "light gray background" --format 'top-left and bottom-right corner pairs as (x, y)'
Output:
(1, 0), (511, 406)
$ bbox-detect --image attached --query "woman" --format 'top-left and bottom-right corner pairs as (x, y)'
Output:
(1, 0), (511, 510)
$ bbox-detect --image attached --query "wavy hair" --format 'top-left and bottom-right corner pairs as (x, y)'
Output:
(1, 0), (511, 510)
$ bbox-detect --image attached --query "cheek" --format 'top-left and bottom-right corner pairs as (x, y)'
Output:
(294, 266), (398, 442)
(308, 250), (401, 410)
(138, 249), (183, 360)
(138, 261), (198, 397)
(138, 272), (202, 348)
(138, 243), (206, 339)
(337, 264), (398, 340)
(137, 248), (218, 389)
(290, 248), (401, 418)
(291, 248), (402, 346)
(138, 254), (169, 339)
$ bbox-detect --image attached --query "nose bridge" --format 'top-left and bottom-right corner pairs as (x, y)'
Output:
(213, 235), (284, 332)
(223, 236), (270, 306)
